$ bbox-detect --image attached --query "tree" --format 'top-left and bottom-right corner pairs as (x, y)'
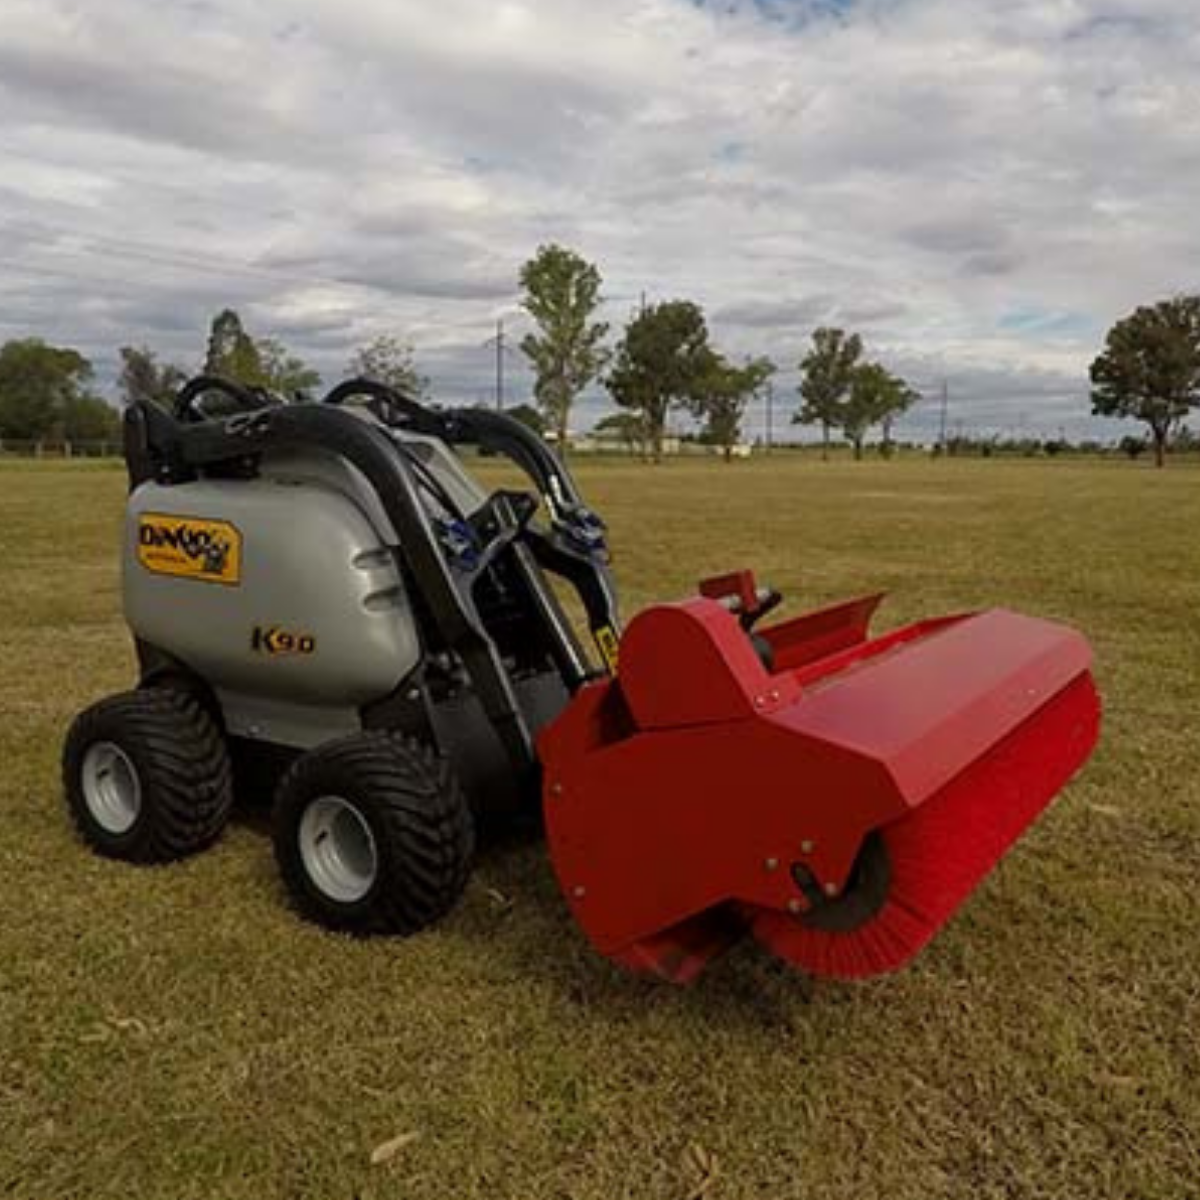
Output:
(879, 379), (919, 458)
(347, 335), (429, 399)
(606, 300), (712, 463)
(1174, 425), (1199, 453)
(118, 345), (187, 410)
(0, 339), (94, 441)
(519, 244), (609, 450)
(594, 411), (647, 457)
(200, 310), (319, 398)
(1090, 295), (1200, 467)
(841, 362), (888, 460)
(795, 327), (862, 459)
(203, 309), (264, 383)
(257, 337), (321, 399)
(688, 353), (775, 462)
(841, 362), (918, 460)
(62, 394), (121, 442)
(506, 403), (546, 436)
(1118, 434), (1147, 461)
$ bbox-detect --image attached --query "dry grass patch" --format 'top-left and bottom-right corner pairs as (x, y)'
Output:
(1, 455), (1197, 1199)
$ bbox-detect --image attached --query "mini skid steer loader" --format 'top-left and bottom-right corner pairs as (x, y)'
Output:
(63, 377), (1100, 982)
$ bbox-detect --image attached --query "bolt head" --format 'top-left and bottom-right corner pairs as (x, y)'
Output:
(800, 839), (814, 854)
(764, 856), (779, 871)
(787, 898), (803, 914)
(572, 885), (586, 899)
(549, 782), (563, 797)
(824, 882), (838, 897)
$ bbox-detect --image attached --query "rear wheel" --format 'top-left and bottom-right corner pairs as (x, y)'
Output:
(62, 689), (234, 862)
(272, 732), (474, 935)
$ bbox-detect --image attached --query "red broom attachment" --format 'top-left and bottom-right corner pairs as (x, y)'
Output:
(539, 572), (1100, 984)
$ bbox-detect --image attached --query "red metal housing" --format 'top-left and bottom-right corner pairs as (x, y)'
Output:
(539, 575), (1100, 983)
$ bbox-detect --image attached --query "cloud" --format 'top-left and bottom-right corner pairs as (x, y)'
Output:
(1, 0), (1198, 436)
(713, 295), (837, 330)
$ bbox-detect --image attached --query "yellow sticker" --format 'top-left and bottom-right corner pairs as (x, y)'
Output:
(137, 513), (242, 586)
(594, 625), (620, 672)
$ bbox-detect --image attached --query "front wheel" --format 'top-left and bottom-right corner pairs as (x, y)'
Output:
(272, 732), (474, 935)
(62, 689), (234, 862)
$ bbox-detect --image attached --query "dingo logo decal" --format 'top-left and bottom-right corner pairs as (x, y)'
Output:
(137, 514), (242, 585)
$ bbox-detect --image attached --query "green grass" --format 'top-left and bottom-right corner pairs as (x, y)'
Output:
(1, 455), (1198, 1199)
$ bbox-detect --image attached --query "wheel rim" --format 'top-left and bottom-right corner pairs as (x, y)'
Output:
(298, 795), (379, 903)
(81, 741), (142, 835)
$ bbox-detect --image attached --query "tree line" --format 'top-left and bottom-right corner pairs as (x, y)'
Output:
(0, 341), (120, 443)
(517, 244), (915, 462)
(0, 249), (917, 462)
(519, 249), (1200, 466)
(3, 248), (1198, 466)
(0, 309), (424, 444)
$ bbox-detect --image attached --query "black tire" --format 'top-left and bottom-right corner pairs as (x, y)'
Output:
(272, 732), (474, 935)
(62, 688), (234, 863)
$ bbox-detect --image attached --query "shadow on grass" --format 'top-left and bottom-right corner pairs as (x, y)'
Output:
(226, 764), (840, 1036)
(448, 831), (829, 1034)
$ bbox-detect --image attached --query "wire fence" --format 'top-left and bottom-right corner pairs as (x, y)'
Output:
(0, 439), (122, 459)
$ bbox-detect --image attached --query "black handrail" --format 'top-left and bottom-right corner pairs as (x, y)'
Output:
(322, 379), (586, 520)
(174, 375), (274, 423)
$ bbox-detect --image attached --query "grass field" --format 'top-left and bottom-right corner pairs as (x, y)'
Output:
(1, 455), (1198, 1199)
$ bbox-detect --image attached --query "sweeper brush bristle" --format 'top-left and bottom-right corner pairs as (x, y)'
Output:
(751, 673), (1100, 979)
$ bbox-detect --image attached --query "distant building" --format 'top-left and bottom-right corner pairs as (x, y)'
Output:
(570, 430), (682, 456)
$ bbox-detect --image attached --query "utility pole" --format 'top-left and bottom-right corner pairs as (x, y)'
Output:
(497, 319), (504, 411)
(938, 378), (949, 453)
(483, 318), (508, 410)
(765, 379), (774, 453)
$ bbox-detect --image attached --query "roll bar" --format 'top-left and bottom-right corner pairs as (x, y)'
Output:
(321, 379), (620, 650)
(322, 379), (597, 534)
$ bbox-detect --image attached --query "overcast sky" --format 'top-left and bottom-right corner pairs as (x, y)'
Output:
(1, 0), (1197, 440)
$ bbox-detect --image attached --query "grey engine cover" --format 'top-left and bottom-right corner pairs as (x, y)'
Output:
(123, 432), (480, 748)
